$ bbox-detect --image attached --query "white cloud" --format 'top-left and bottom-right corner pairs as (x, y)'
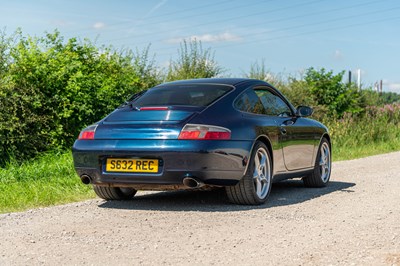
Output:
(167, 32), (241, 44)
(93, 22), (105, 29)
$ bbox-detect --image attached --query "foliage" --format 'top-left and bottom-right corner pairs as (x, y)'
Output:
(303, 67), (362, 117)
(377, 91), (400, 104)
(324, 103), (400, 160)
(166, 39), (223, 81)
(0, 30), (160, 164)
(0, 30), (11, 75)
(131, 45), (162, 89)
(245, 59), (285, 88)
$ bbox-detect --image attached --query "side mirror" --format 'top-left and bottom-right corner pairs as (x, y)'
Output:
(296, 106), (313, 117)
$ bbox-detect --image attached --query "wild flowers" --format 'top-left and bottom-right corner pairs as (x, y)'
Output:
(324, 103), (400, 149)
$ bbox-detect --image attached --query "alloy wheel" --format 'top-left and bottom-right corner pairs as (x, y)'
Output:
(319, 142), (331, 183)
(252, 147), (271, 199)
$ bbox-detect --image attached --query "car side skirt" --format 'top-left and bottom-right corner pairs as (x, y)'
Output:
(272, 168), (314, 183)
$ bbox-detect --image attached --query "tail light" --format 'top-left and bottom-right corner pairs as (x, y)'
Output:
(178, 124), (231, 140)
(78, 125), (97, 140)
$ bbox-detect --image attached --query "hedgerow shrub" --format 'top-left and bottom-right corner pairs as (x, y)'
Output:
(302, 68), (363, 118)
(166, 39), (223, 81)
(0, 30), (160, 164)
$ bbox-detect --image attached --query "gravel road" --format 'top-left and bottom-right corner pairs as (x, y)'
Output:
(1, 152), (400, 265)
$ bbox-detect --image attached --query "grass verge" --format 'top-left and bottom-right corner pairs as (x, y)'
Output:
(334, 140), (400, 161)
(0, 151), (94, 214)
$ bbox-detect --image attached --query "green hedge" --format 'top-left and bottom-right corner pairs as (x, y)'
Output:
(0, 30), (160, 165)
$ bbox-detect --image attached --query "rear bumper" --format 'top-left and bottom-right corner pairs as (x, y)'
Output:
(72, 139), (253, 187)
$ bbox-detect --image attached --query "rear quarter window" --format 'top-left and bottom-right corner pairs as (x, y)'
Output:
(235, 88), (292, 117)
(234, 89), (265, 114)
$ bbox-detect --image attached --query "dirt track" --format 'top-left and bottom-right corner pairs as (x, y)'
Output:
(1, 152), (400, 265)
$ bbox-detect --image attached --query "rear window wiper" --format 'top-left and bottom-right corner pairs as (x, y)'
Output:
(119, 90), (147, 108)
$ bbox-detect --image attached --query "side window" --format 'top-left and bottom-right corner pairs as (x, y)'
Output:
(234, 89), (265, 114)
(255, 89), (292, 117)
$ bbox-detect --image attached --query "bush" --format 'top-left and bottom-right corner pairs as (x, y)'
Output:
(303, 67), (362, 117)
(0, 30), (160, 165)
(166, 39), (223, 81)
(244, 59), (286, 89)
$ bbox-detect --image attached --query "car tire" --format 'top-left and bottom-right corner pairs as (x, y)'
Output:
(226, 141), (272, 205)
(93, 185), (137, 200)
(303, 138), (331, 188)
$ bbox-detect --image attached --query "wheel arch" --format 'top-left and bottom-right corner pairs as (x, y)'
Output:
(303, 132), (332, 187)
(255, 135), (274, 172)
(321, 133), (332, 151)
(241, 135), (274, 177)
(313, 133), (331, 164)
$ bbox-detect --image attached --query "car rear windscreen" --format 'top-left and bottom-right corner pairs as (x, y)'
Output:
(133, 84), (233, 107)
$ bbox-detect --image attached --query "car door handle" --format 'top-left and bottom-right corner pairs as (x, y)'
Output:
(281, 120), (294, 126)
(280, 120), (294, 135)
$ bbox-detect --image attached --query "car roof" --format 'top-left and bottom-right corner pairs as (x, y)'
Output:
(157, 78), (267, 87)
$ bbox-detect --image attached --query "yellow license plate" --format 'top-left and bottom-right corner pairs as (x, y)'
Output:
(106, 158), (159, 173)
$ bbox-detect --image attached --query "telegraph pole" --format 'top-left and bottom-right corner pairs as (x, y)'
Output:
(348, 70), (352, 87)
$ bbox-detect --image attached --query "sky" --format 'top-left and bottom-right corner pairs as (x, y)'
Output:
(1, 0), (399, 92)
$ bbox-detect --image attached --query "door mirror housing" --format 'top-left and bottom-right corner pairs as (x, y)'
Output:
(296, 106), (313, 117)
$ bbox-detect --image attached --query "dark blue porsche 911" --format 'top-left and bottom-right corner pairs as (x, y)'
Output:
(72, 78), (331, 205)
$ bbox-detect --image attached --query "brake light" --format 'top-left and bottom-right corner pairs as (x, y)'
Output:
(178, 124), (231, 140)
(139, 106), (169, 111)
(78, 125), (97, 140)
(79, 131), (95, 140)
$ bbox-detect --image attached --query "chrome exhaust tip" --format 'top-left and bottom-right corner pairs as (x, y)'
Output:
(80, 174), (92, 185)
(183, 177), (204, 188)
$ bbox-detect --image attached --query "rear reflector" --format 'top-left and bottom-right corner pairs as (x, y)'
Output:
(139, 106), (169, 111)
(178, 124), (231, 140)
(78, 125), (97, 140)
